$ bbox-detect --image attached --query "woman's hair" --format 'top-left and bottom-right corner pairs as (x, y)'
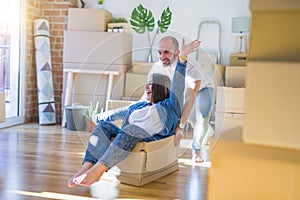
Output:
(151, 73), (171, 104)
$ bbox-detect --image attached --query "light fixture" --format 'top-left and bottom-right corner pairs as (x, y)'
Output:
(231, 17), (250, 53)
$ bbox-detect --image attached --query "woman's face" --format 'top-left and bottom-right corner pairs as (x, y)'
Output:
(145, 77), (153, 102)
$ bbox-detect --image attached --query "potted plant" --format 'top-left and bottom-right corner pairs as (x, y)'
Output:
(130, 4), (172, 62)
(84, 101), (99, 133)
(107, 17), (130, 32)
(97, 0), (105, 9)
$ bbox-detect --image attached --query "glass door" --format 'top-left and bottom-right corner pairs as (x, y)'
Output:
(0, 0), (24, 128)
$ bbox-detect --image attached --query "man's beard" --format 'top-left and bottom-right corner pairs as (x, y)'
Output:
(162, 56), (176, 67)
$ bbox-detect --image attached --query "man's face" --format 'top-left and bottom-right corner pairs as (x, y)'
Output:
(157, 39), (178, 67)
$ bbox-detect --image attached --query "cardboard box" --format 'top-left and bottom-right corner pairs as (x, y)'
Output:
(118, 161), (178, 186)
(216, 87), (245, 113)
(67, 8), (112, 31)
(225, 66), (247, 87)
(63, 31), (132, 68)
(249, 8), (300, 61)
(117, 135), (179, 186)
(124, 73), (147, 99)
(107, 99), (136, 110)
(243, 61), (300, 150)
(249, 0), (300, 61)
(129, 61), (153, 75)
(230, 53), (248, 66)
(207, 133), (300, 200)
(0, 93), (5, 122)
(250, 0), (300, 11)
(215, 112), (244, 141)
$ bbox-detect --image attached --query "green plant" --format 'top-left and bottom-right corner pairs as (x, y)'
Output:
(98, 0), (104, 4)
(108, 17), (128, 23)
(84, 101), (99, 121)
(130, 4), (172, 62)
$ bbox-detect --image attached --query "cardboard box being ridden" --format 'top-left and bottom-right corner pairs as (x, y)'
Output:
(116, 135), (179, 186)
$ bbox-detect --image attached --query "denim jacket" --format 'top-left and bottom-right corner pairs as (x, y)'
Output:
(96, 60), (186, 140)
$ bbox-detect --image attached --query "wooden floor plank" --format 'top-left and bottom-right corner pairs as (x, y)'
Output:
(0, 123), (209, 200)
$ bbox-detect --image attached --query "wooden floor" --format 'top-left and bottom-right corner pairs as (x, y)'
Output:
(0, 123), (210, 200)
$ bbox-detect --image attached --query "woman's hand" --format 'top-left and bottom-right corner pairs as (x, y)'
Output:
(174, 127), (184, 147)
(180, 38), (201, 57)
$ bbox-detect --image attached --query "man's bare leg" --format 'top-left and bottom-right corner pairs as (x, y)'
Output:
(67, 162), (94, 187)
(73, 162), (108, 187)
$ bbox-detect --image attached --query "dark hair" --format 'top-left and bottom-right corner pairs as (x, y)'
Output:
(151, 73), (171, 104)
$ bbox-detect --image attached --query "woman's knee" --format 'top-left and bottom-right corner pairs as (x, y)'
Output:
(93, 121), (118, 138)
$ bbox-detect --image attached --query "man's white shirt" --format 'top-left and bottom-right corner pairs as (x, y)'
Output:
(147, 59), (214, 91)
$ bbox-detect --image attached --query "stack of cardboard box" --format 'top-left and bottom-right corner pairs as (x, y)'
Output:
(63, 8), (132, 112)
(243, 0), (300, 149)
(208, 0), (300, 199)
(215, 87), (245, 140)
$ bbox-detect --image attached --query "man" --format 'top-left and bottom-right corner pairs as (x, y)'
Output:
(146, 36), (214, 163)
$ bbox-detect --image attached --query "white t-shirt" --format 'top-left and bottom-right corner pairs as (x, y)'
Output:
(147, 58), (213, 91)
(128, 104), (163, 135)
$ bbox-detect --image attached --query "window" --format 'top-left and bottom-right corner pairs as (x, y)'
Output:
(0, 0), (24, 128)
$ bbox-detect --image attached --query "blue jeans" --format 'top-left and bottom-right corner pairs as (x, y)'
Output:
(83, 121), (157, 169)
(188, 87), (214, 152)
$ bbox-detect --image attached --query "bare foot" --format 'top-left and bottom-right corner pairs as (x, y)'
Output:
(67, 162), (94, 187)
(192, 152), (204, 163)
(74, 162), (107, 187)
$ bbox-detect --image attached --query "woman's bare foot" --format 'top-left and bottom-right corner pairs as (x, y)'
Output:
(73, 162), (107, 187)
(67, 162), (94, 187)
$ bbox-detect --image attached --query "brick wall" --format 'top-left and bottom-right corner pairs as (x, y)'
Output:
(25, 0), (77, 123)
(25, 0), (40, 122)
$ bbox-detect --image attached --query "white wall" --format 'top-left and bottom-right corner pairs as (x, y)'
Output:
(81, 0), (250, 66)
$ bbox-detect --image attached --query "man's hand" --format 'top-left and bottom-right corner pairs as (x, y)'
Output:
(180, 38), (201, 57)
(174, 127), (184, 147)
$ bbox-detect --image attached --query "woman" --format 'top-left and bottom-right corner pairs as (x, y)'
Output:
(67, 39), (200, 187)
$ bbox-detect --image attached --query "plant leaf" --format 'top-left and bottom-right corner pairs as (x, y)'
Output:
(93, 101), (99, 114)
(130, 4), (155, 34)
(157, 6), (172, 33)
